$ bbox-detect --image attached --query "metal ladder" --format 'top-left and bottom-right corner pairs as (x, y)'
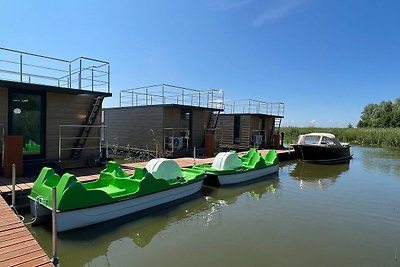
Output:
(70, 96), (104, 160)
(207, 110), (221, 131)
(274, 117), (282, 133)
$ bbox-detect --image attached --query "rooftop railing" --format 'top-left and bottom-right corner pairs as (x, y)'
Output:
(223, 99), (284, 117)
(0, 47), (110, 93)
(120, 84), (224, 109)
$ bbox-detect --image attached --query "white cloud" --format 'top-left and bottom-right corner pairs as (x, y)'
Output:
(252, 0), (308, 27)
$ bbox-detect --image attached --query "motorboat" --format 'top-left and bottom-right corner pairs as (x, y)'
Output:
(291, 133), (353, 163)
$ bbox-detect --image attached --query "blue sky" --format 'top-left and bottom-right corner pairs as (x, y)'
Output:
(1, 0), (399, 127)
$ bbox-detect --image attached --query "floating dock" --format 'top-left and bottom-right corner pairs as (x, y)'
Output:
(0, 196), (53, 267)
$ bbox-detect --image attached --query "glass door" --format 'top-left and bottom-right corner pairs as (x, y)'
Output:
(9, 91), (45, 159)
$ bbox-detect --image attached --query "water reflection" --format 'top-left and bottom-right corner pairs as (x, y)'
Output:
(360, 147), (400, 176)
(28, 175), (279, 267)
(289, 161), (350, 188)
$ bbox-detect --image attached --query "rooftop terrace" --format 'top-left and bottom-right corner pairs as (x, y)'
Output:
(0, 47), (110, 93)
(223, 99), (284, 117)
(119, 84), (224, 109)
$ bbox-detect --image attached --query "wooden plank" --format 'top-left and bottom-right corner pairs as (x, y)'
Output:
(0, 249), (47, 266)
(0, 239), (37, 255)
(0, 229), (32, 243)
(0, 235), (33, 249)
(0, 244), (41, 262)
(14, 255), (51, 267)
(0, 226), (26, 239)
(0, 223), (24, 233)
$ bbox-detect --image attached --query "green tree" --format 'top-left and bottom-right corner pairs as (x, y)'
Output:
(358, 98), (400, 128)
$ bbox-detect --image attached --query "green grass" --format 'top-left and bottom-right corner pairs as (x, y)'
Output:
(281, 127), (400, 148)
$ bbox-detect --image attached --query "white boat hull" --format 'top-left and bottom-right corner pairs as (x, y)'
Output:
(30, 180), (203, 232)
(217, 165), (279, 185)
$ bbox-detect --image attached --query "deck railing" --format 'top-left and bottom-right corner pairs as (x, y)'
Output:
(58, 124), (108, 162)
(223, 99), (284, 117)
(0, 47), (110, 93)
(120, 84), (224, 109)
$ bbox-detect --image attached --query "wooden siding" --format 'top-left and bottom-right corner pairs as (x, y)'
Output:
(215, 115), (234, 146)
(46, 93), (102, 160)
(239, 115), (251, 146)
(216, 114), (277, 147)
(191, 109), (211, 148)
(163, 107), (212, 148)
(104, 106), (163, 152)
(264, 116), (275, 146)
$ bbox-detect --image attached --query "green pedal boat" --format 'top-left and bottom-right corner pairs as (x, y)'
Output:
(28, 159), (205, 232)
(193, 148), (279, 185)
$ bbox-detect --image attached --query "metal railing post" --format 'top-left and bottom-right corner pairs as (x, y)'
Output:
(79, 58), (82, 89)
(162, 84), (165, 104)
(211, 90), (214, 108)
(11, 164), (16, 210)
(91, 68), (94, 91)
(198, 92), (201, 107)
(20, 54), (23, 82)
(51, 187), (59, 266)
(58, 126), (62, 162)
(69, 63), (72, 88)
(107, 64), (110, 93)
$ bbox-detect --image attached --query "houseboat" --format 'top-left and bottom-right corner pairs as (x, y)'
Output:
(0, 47), (111, 176)
(104, 84), (224, 158)
(214, 99), (284, 151)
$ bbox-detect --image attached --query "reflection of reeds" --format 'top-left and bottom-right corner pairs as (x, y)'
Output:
(282, 127), (400, 148)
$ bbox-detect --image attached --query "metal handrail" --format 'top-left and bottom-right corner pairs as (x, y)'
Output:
(0, 47), (110, 93)
(58, 124), (108, 162)
(223, 99), (284, 117)
(120, 84), (224, 109)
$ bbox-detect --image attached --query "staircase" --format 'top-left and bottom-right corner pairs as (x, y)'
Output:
(274, 117), (282, 133)
(207, 110), (221, 131)
(70, 96), (104, 160)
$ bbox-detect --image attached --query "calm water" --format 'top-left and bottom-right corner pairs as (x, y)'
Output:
(25, 146), (400, 267)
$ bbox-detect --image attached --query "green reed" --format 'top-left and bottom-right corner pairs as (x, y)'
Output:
(281, 127), (400, 148)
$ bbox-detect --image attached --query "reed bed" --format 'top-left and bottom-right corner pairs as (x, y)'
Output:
(282, 127), (400, 148)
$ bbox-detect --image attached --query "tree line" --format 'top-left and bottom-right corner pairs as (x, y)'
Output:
(357, 97), (400, 128)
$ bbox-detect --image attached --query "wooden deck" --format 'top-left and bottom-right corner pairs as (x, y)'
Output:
(0, 196), (53, 267)
(0, 149), (295, 196)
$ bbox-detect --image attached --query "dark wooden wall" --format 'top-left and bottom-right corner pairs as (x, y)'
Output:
(104, 106), (164, 152)
(215, 114), (277, 148)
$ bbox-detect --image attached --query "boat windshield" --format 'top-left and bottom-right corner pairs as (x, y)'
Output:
(302, 135), (320, 145)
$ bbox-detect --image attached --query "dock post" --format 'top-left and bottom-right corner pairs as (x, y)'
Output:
(51, 187), (59, 266)
(11, 164), (16, 211)
(193, 147), (196, 165)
